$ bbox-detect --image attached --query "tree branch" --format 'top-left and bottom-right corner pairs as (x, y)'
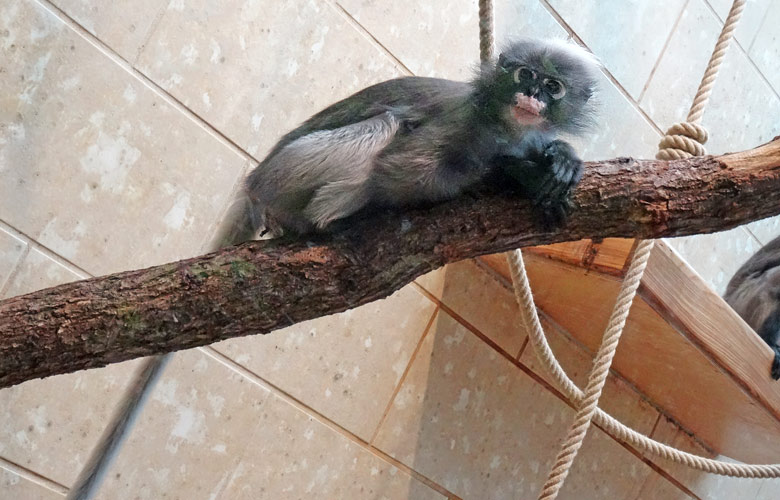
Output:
(2, 139), (779, 388)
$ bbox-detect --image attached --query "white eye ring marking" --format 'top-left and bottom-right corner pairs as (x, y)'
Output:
(513, 66), (536, 83)
(543, 78), (566, 99)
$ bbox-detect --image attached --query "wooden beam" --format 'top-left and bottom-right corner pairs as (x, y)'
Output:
(1, 139), (780, 389)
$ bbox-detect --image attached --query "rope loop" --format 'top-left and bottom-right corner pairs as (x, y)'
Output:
(656, 121), (709, 160)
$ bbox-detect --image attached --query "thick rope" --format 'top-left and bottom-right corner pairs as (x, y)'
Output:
(656, 0), (746, 160)
(478, 0), (494, 64)
(470, 0), (780, 491)
(508, 250), (780, 479)
(535, 239), (655, 499)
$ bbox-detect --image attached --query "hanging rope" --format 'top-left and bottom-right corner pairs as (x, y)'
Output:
(507, 251), (780, 479)
(471, 0), (780, 495)
(478, 0), (495, 65)
(656, 0), (746, 160)
(535, 239), (656, 499)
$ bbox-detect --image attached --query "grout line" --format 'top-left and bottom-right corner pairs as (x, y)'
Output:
(537, 0), (665, 137)
(516, 336), (529, 361)
(637, 0), (690, 103)
(199, 345), (460, 499)
(746, 0), (769, 53)
(0, 456), (69, 496)
(326, 0), (415, 76)
(0, 222), (31, 298)
(648, 411), (663, 440)
(364, 444), (463, 500)
(0, 219), (92, 280)
(369, 305), (440, 445)
(699, 0), (780, 103)
(412, 282), (522, 362)
(34, 0), (259, 165)
(620, 439), (704, 500)
(0, 245), (30, 299)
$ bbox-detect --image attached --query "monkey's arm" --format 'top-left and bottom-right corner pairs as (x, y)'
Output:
(491, 132), (584, 225)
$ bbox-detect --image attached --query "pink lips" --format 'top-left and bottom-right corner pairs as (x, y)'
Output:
(512, 93), (545, 125)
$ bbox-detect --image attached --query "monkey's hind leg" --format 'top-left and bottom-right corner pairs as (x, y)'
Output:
(304, 180), (370, 230)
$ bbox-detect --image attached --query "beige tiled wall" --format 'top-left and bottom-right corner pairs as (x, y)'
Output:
(2, 0), (779, 498)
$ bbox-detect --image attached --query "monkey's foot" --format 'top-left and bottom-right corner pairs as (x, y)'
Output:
(772, 349), (780, 380)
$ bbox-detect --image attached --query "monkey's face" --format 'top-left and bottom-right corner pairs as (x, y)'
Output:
(506, 65), (563, 127)
(495, 40), (600, 135)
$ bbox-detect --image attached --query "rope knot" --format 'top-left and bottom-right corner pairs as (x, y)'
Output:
(656, 122), (709, 160)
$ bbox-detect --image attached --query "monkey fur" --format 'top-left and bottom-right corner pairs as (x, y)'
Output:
(217, 39), (600, 244)
(724, 234), (780, 380)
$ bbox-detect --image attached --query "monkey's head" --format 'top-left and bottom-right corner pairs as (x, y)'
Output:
(482, 39), (600, 135)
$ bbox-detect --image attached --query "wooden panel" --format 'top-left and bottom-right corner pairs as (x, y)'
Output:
(642, 241), (780, 421)
(480, 251), (780, 463)
(524, 238), (634, 276)
(591, 238), (635, 273)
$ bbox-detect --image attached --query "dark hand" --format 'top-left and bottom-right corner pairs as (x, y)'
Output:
(497, 135), (583, 227)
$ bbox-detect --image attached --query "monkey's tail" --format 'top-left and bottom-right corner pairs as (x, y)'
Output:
(209, 194), (269, 249)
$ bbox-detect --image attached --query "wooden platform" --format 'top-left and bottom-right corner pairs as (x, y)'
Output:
(480, 238), (780, 464)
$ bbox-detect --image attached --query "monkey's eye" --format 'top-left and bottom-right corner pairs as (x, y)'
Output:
(544, 78), (566, 99)
(513, 66), (536, 83)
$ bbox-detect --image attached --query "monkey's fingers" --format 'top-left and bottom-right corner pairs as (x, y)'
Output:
(532, 173), (559, 205)
(772, 350), (780, 380)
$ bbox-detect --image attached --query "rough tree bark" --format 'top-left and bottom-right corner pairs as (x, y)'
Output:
(1, 139), (779, 389)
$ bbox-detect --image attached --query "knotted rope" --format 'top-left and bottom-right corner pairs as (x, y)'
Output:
(473, 0), (780, 497)
(656, 0), (746, 160)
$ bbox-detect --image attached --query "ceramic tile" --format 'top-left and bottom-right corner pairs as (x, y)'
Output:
(745, 214), (780, 246)
(414, 260), (526, 355)
(569, 71), (660, 162)
(135, 0), (403, 158)
(699, 42), (780, 155)
(748, 0), (780, 95)
(219, 394), (445, 500)
(93, 349), (273, 499)
(0, 358), (142, 487)
(520, 317), (660, 436)
(708, 0), (772, 51)
(546, 0), (687, 99)
(645, 417), (770, 499)
(633, 472), (694, 500)
(1, 247), (82, 299)
(756, 478), (780, 500)
(374, 309), (655, 499)
(212, 284), (437, 441)
(664, 226), (762, 295)
(94, 349), (444, 500)
(0, 0), (248, 276)
(48, 0), (168, 62)
(493, 0), (570, 43)
(640, 0), (723, 131)
(338, 0), (479, 80)
(0, 227), (27, 291)
(0, 469), (65, 500)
